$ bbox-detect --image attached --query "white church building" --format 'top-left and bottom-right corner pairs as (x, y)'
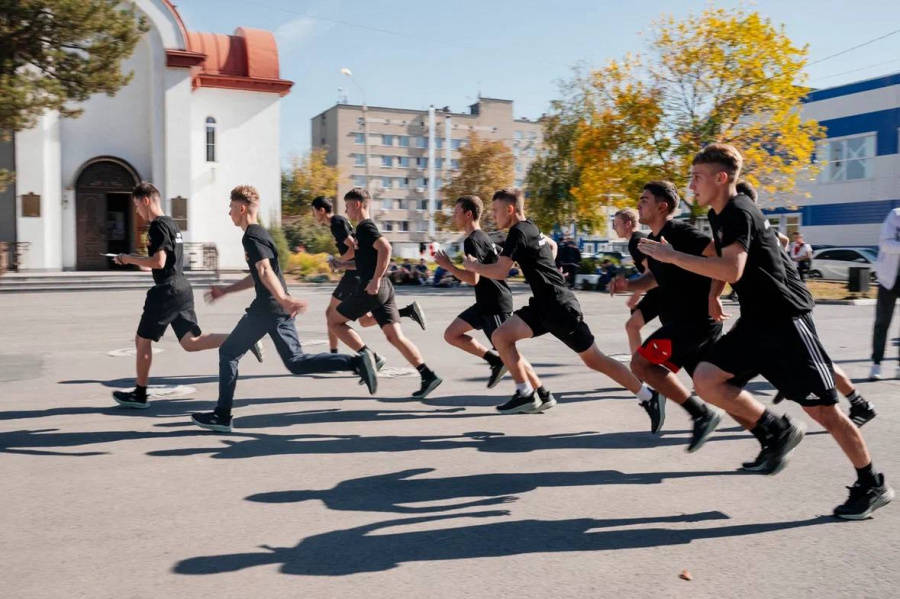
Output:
(0, 0), (292, 271)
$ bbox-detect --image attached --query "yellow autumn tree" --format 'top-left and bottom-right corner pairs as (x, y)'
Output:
(573, 7), (823, 218)
(441, 133), (514, 232)
(281, 148), (341, 254)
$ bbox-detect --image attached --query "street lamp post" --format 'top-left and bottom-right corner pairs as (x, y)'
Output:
(341, 68), (371, 202)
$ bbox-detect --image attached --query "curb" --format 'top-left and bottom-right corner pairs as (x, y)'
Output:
(815, 298), (876, 306)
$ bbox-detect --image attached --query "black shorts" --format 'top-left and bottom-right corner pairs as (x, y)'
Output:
(336, 278), (401, 328)
(332, 271), (360, 301)
(515, 298), (595, 353)
(631, 288), (660, 322)
(136, 282), (201, 342)
(458, 304), (510, 347)
(638, 320), (723, 376)
(701, 313), (838, 406)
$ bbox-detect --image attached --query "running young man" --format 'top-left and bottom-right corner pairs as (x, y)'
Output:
(640, 144), (892, 519)
(191, 185), (377, 433)
(464, 188), (661, 418)
(613, 208), (661, 354)
(327, 188), (442, 399)
(611, 181), (724, 450)
(738, 183), (875, 425)
(434, 195), (554, 406)
(311, 196), (426, 358)
(111, 182), (262, 409)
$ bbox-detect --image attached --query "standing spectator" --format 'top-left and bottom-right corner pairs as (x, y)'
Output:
(789, 232), (813, 280)
(870, 207), (900, 380)
(556, 238), (581, 288)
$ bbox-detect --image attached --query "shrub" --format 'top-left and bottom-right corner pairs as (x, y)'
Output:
(286, 252), (331, 277)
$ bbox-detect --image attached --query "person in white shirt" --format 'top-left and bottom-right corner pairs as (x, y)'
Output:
(788, 232), (813, 280)
(870, 207), (900, 380)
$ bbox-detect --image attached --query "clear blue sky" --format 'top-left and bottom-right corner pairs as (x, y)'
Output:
(174, 0), (900, 164)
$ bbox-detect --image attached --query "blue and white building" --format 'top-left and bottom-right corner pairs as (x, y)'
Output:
(762, 73), (900, 245)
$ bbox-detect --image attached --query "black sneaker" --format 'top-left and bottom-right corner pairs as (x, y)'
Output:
(529, 390), (558, 414)
(412, 372), (442, 399)
(406, 302), (427, 331)
(640, 390), (666, 434)
(250, 340), (264, 363)
(834, 475), (894, 520)
(375, 353), (387, 371)
(740, 448), (769, 473)
(113, 390), (150, 409)
(496, 391), (539, 414)
(487, 361), (508, 389)
(191, 412), (233, 433)
(761, 415), (806, 476)
(687, 408), (723, 453)
(772, 391), (785, 404)
(355, 349), (378, 395)
(849, 402), (877, 428)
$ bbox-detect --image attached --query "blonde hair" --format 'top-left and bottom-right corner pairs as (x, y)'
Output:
(230, 185), (260, 206)
(692, 143), (743, 182)
(614, 208), (639, 227)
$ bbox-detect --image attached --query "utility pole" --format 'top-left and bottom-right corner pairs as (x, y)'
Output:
(428, 106), (436, 239)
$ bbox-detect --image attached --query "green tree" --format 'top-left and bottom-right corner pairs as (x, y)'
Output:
(282, 148), (342, 254)
(0, 0), (149, 189)
(442, 133), (514, 232)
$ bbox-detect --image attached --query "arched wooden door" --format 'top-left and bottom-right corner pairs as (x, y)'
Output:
(75, 159), (140, 270)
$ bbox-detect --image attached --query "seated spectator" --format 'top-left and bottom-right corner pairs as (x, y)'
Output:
(432, 265), (459, 287)
(413, 258), (429, 285)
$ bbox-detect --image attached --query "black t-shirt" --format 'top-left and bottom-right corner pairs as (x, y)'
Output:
(330, 215), (354, 257)
(243, 224), (288, 315)
(708, 194), (814, 321)
(465, 229), (513, 314)
(501, 220), (578, 309)
(628, 231), (648, 274)
(646, 220), (714, 324)
(147, 216), (185, 285)
(354, 219), (382, 284)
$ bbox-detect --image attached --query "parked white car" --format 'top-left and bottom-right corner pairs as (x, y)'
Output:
(809, 247), (878, 281)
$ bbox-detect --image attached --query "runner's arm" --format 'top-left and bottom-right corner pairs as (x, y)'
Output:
(118, 250), (166, 270)
(641, 238), (747, 284)
(464, 255), (512, 281)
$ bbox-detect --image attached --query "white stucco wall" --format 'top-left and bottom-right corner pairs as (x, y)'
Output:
(189, 88), (282, 270)
(15, 112), (62, 270)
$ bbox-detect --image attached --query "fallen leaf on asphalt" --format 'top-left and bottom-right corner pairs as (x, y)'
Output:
(680, 570), (693, 581)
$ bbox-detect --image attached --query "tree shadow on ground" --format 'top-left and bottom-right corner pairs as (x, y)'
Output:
(174, 510), (836, 576)
(245, 467), (744, 514)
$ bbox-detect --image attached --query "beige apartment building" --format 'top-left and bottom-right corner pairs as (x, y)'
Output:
(311, 97), (543, 257)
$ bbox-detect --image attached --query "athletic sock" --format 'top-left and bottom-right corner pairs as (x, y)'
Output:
(537, 386), (550, 400)
(330, 348), (338, 354)
(750, 409), (787, 444)
(682, 395), (709, 419)
(358, 345), (369, 354)
(134, 385), (147, 400)
(635, 384), (653, 402)
(416, 363), (435, 378)
(846, 389), (865, 407)
(214, 407), (231, 420)
(516, 382), (535, 396)
(398, 305), (413, 318)
(856, 462), (878, 487)
(483, 350), (502, 366)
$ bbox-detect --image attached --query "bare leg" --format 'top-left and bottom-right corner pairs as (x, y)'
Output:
(382, 323), (423, 367)
(833, 364), (855, 397)
(625, 310), (645, 355)
(179, 333), (228, 352)
(135, 335), (153, 387)
(693, 362), (766, 423)
(630, 353), (692, 404)
(360, 314), (379, 328)
(491, 316), (535, 385)
(327, 310), (366, 352)
(804, 404), (871, 468)
(444, 318), (490, 358)
(578, 343), (645, 394)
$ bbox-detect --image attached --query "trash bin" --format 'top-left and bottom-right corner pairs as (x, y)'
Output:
(848, 267), (870, 293)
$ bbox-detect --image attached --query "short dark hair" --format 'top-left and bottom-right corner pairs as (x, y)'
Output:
(344, 187), (370, 203)
(311, 196), (334, 213)
(643, 180), (680, 214)
(692, 143), (743, 181)
(492, 187), (524, 212)
(132, 181), (160, 202)
(735, 181), (757, 202)
(456, 195), (483, 220)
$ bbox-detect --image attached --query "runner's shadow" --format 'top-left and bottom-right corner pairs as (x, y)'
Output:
(0, 427), (212, 457)
(173, 511), (835, 577)
(246, 467), (744, 514)
(58, 374), (295, 388)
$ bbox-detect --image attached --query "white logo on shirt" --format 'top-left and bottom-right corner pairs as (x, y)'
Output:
(763, 220), (771, 230)
(538, 234), (548, 247)
(175, 232), (184, 244)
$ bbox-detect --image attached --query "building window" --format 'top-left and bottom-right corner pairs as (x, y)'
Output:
(384, 221), (394, 232)
(171, 196), (188, 231)
(397, 177), (410, 189)
(451, 139), (464, 150)
(382, 134), (394, 146)
(818, 134), (875, 182)
(435, 138), (444, 149)
(514, 130), (523, 140)
(381, 177), (392, 189)
(354, 132), (365, 145)
(400, 221), (410, 232)
(436, 178), (444, 189)
(398, 156), (410, 168)
(451, 159), (459, 170)
(418, 199), (428, 211)
(513, 147), (520, 157)
(528, 148), (536, 157)
(354, 153), (366, 167)
(785, 214), (802, 236)
(434, 158), (443, 170)
(418, 220), (428, 232)
(416, 177), (428, 188)
(528, 131), (537, 140)
(415, 157), (428, 169)
(515, 162), (524, 173)
(352, 175), (366, 186)
(382, 199), (392, 210)
(415, 136), (428, 148)
(381, 155), (393, 168)
(398, 135), (410, 147)
(394, 199), (403, 210)
(205, 117), (216, 162)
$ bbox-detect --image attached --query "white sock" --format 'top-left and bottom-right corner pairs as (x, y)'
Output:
(635, 384), (653, 402)
(516, 382), (534, 396)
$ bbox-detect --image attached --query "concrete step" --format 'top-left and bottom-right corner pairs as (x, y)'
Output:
(0, 270), (232, 293)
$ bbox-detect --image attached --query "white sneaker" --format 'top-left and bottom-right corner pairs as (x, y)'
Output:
(869, 364), (882, 381)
